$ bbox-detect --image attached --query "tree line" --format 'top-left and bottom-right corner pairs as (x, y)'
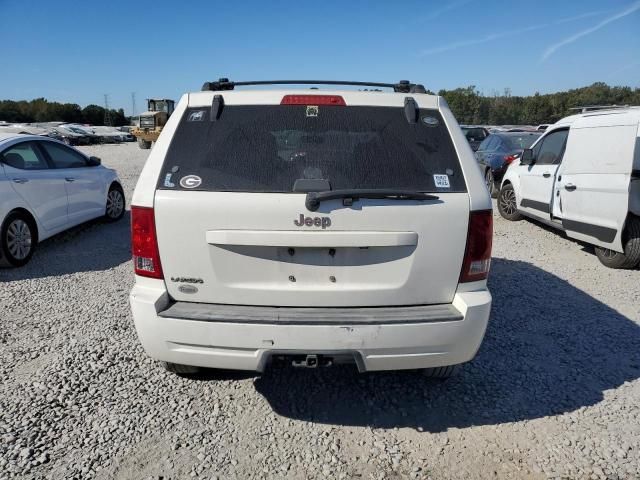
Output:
(0, 98), (128, 126)
(437, 82), (640, 126)
(1, 82), (638, 127)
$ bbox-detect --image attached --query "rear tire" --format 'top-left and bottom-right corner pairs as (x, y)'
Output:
(595, 216), (640, 269)
(422, 364), (461, 379)
(485, 169), (497, 198)
(137, 138), (151, 149)
(0, 211), (37, 268)
(498, 184), (523, 221)
(160, 362), (200, 375)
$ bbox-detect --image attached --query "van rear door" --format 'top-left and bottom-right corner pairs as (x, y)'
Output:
(153, 95), (470, 307)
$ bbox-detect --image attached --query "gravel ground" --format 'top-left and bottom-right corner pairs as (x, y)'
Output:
(1, 142), (639, 480)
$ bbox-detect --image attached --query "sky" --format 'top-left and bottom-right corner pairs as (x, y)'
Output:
(1, 0), (639, 115)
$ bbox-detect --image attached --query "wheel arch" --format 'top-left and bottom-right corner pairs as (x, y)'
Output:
(2, 207), (39, 244)
(623, 212), (640, 235)
(109, 180), (124, 191)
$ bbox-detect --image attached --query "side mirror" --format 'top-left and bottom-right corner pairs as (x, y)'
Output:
(520, 149), (534, 165)
(88, 156), (101, 166)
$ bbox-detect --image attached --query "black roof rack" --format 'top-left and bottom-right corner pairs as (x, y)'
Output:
(201, 78), (427, 94)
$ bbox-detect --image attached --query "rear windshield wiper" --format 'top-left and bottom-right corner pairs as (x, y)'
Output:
(305, 189), (439, 211)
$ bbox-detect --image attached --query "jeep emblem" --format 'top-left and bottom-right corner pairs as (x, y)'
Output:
(294, 213), (331, 229)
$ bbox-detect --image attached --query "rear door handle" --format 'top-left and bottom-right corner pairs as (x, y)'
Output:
(543, 172), (552, 178)
(12, 178), (28, 184)
(564, 184), (577, 191)
(65, 177), (75, 182)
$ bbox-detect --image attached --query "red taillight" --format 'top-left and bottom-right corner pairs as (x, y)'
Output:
(131, 206), (163, 279)
(280, 95), (346, 106)
(504, 154), (518, 165)
(460, 210), (493, 283)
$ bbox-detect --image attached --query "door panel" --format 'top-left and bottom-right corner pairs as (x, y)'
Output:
(518, 129), (568, 220)
(37, 141), (105, 223)
(62, 168), (105, 223)
(519, 164), (559, 217)
(1, 142), (68, 232)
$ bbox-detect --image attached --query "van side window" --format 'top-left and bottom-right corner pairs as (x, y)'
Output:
(535, 130), (569, 165)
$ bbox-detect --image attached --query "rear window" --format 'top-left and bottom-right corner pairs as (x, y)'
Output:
(462, 127), (487, 140)
(158, 104), (466, 193)
(505, 134), (541, 149)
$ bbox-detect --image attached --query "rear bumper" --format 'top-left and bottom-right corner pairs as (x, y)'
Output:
(130, 281), (491, 372)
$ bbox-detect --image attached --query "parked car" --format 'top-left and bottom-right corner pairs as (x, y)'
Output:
(498, 107), (640, 269)
(460, 125), (489, 151)
(475, 131), (541, 196)
(90, 126), (127, 143)
(117, 126), (136, 141)
(129, 79), (493, 377)
(0, 133), (125, 267)
(55, 125), (93, 145)
(64, 125), (104, 144)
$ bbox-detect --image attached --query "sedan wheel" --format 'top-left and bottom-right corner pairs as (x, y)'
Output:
(105, 187), (125, 221)
(497, 184), (523, 221)
(7, 219), (32, 260)
(1, 213), (37, 267)
(485, 170), (496, 197)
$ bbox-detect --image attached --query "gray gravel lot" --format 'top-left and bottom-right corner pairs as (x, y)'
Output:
(1, 142), (639, 480)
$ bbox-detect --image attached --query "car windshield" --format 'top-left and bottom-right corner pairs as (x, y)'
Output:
(159, 104), (467, 193)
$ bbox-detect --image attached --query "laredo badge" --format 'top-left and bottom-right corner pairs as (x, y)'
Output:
(180, 175), (202, 189)
(433, 174), (451, 189)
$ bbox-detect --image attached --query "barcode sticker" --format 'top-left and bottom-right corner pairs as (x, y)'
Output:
(433, 174), (451, 188)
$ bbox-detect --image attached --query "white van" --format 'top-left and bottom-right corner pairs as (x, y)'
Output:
(129, 79), (493, 377)
(499, 107), (640, 268)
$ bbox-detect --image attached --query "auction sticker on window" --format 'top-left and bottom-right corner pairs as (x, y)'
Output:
(433, 174), (451, 188)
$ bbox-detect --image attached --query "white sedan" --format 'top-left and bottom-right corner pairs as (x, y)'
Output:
(0, 133), (125, 267)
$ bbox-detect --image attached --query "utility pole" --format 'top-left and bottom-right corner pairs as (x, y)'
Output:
(103, 94), (113, 126)
(131, 92), (137, 117)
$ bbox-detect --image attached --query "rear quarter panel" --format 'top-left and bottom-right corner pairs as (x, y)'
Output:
(438, 98), (491, 212)
(131, 94), (189, 208)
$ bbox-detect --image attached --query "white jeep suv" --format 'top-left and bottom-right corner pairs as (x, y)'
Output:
(129, 79), (493, 377)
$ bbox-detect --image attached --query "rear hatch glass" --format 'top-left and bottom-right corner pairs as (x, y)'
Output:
(158, 105), (466, 193)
